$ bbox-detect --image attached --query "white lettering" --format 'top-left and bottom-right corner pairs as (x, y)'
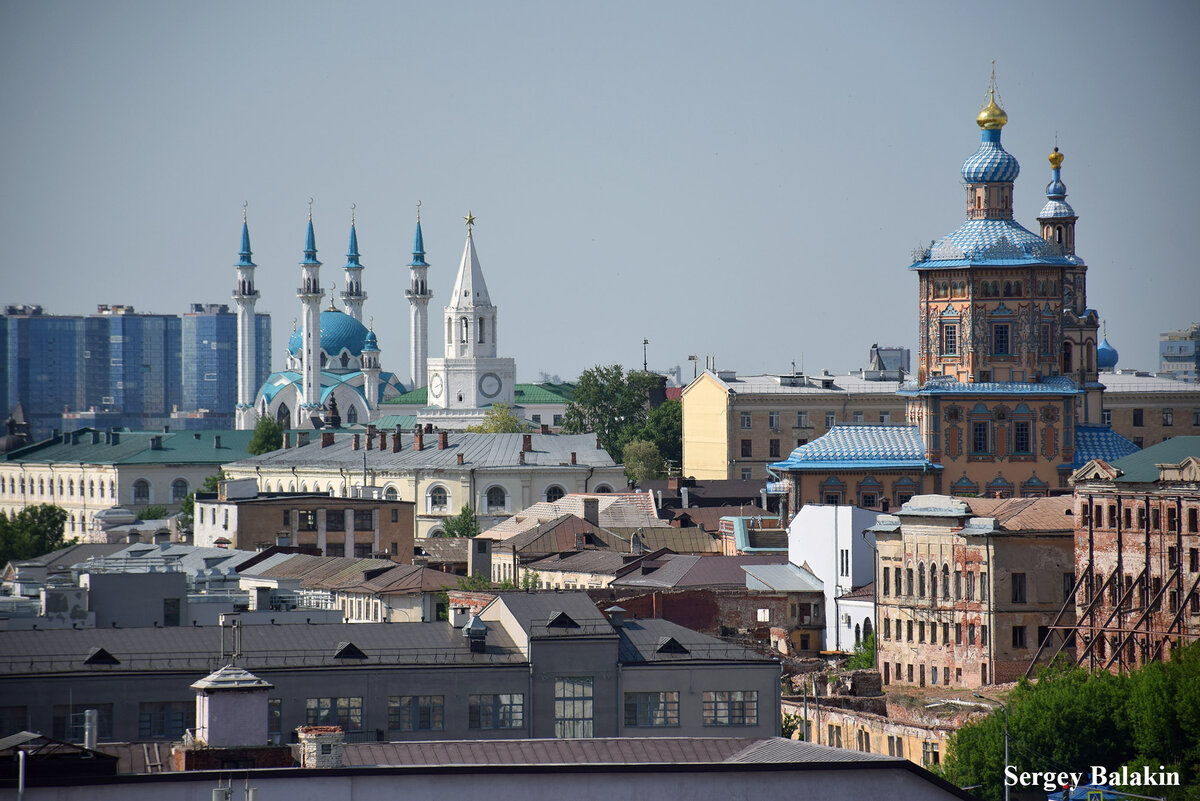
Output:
(1004, 765), (1020, 786)
(1091, 766), (1108, 786)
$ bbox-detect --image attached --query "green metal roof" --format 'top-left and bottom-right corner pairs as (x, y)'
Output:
(4, 428), (256, 466)
(382, 383), (575, 407)
(1110, 436), (1200, 483)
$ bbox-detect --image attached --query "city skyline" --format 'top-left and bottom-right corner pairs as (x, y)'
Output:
(3, 2), (1197, 386)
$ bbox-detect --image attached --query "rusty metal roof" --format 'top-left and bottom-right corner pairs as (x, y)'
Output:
(961, 495), (1073, 532)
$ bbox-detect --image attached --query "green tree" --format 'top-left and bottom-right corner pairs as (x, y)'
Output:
(844, 632), (875, 671)
(456, 572), (493, 591)
(464, 403), (528, 433)
(248, 415), (284, 455)
(561, 364), (661, 462)
(178, 469), (224, 529)
(637, 398), (682, 470)
(622, 438), (664, 483)
(137, 504), (168, 520)
(0, 504), (72, 566)
(442, 505), (481, 538)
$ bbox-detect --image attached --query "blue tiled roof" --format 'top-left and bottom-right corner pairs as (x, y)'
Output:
(961, 129), (1020, 183)
(911, 218), (1074, 269)
(769, 424), (939, 472)
(1038, 198), (1075, 219)
(899, 376), (1082, 396)
(1073, 425), (1139, 469)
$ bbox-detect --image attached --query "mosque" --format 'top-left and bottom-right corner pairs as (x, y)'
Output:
(235, 206), (516, 431)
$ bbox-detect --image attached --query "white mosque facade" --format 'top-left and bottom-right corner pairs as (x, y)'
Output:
(237, 210), (519, 431)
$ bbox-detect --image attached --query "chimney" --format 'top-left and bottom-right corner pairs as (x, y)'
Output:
(296, 432), (308, 447)
(438, 431), (448, 450)
(111, 432), (120, 445)
(284, 432), (292, 449)
(463, 616), (488, 654)
(595, 437), (601, 449)
(583, 497), (599, 526)
(540, 424), (549, 434)
(212, 434), (221, 449)
(298, 726), (344, 768)
(378, 431), (387, 450)
(321, 432), (335, 447)
(150, 435), (163, 450)
(522, 434), (532, 452)
(570, 451), (577, 465)
(391, 433), (402, 453)
(424, 423), (433, 434)
(366, 432), (373, 450)
(83, 709), (99, 749)
(518, 451), (525, 465)
(91, 431), (100, 444)
(414, 432), (424, 451)
(605, 605), (626, 628)
(457, 452), (464, 465)
(366, 424), (377, 440)
(352, 434), (360, 450)
(681, 486), (690, 508)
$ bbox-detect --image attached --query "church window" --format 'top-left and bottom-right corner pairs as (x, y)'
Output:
(341, 353), (350, 368)
(171, 479), (189, 503)
(133, 479), (151, 505)
(384, 486), (398, 500)
(485, 486), (507, 514)
(941, 323), (958, 355)
(971, 422), (990, 455)
(1055, 226), (1063, 244)
(68, 479), (74, 496)
(545, 485), (565, 503)
(38, 479), (44, 496)
(1013, 421), (1032, 454)
(991, 324), (1010, 356)
(461, 317), (470, 343)
(345, 405), (358, 425)
(918, 564), (926, 598)
(428, 485), (448, 512)
(56, 479), (62, 496)
(89, 481), (95, 498)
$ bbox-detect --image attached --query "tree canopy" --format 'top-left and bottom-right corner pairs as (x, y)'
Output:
(0, 504), (72, 566)
(640, 398), (681, 469)
(622, 438), (664, 483)
(441, 505), (480, 538)
(464, 403), (528, 433)
(248, 415), (284, 455)
(561, 365), (662, 463)
(939, 644), (1200, 801)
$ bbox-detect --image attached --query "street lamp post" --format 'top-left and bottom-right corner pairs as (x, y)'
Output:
(974, 693), (1009, 801)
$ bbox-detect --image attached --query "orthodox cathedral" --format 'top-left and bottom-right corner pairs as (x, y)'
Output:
(769, 78), (1138, 513)
(235, 206), (517, 431)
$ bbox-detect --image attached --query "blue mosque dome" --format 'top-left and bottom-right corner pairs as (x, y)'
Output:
(1097, 337), (1119, 370)
(287, 309), (371, 358)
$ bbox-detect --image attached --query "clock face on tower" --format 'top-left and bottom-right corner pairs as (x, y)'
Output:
(479, 372), (502, 399)
(430, 374), (443, 398)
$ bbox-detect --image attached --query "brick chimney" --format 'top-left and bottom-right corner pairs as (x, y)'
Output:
(379, 431), (387, 450)
(583, 497), (600, 526)
(522, 434), (532, 452)
(298, 726), (344, 768)
(438, 431), (448, 450)
(352, 434), (360, 450)
(457, 452), (464, 465)
(414, 432), (424, 451)
(570, 451), (577, 465)
(392, 433), (403, 453)
(366, 432), (373, 450)
(321, 432), (335, 448)
(366, 424), (377, 440)
(540, 424), (549, 434)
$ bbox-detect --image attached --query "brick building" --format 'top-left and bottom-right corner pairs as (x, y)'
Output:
(871, 494), (1075, 688)
(1068, 436), (1200, 672)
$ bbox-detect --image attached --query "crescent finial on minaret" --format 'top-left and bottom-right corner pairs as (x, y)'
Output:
(242, 200), (248, 223)
(416, 200), (422, 223)
(308, 197), (314, 221)
(350, 203), (356, 226)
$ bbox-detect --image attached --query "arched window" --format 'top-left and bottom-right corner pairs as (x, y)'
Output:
(918, 563), (926, 598)
(98, 480), (105, 498)
(854, 623), (861, 645)
(57, 479), (63, 496)
(478, 317), (486, 344)
(929, 563), (938, 602)
(68, 478), (74, 496)
(171, 479), (189, 503)
(905, 566), (914, 596)
(545, 485), (566, 503)
(942, 564), (950, 599)
(863, 617), (872, 641)
(89, 480), (95, 498)
(428, 485), (448, 512)
(277, 403), (291, 426)
(485, 486), (507, 514)
(340, 352), (350, 368)
(1063, 341), (1073, 374)
(384, 486), (398, 500)
(345, 405), (359, 425)
(593, 485), (612, 493)
(68, 515), (75, 533)
(460, 317), (470, 343)
(132, 479), (151, 505)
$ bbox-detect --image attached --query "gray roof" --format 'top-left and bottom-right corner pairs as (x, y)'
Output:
(612, 554), (789, 589)
(729, 737), (899, 763)
(702, 371), (903, 396)
(230, 432), (616, 471)
(526, 550), (632, 576)
(742, 563), (824, 593)
(77, 543), (259, 577)
(616, 618), (772, 664)
(5, 543), (126, 573)
(0, 620), (523, 676)
(488, 591), (612, 638)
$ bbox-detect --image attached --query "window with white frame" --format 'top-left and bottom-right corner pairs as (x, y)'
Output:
(469, 693), (524, 729)
(428, 485), (449, 512)
(388, 695), (443, 731)
(485, 486), (507, 513)
(740, 412), (752, 429)
(554, 677), (594, 738)
(132, 479), (151, 504)
(702, 690), (757, 726)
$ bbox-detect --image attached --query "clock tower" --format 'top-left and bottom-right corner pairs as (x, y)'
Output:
(422, 213), (518, 428)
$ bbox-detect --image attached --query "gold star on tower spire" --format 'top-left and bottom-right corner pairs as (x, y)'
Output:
(463, 211), (476, 230)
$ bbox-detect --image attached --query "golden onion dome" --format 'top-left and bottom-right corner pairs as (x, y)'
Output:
(976, 88), (1008, 130)
(1048, 147), (1064, 169)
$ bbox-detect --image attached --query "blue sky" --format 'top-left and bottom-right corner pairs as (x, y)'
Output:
(2, 1), (1197, 384)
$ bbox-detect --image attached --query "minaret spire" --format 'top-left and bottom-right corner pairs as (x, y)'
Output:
(233, 203), (261, 430)
(297, 202), (325, 428)
(405, 201), (433, 389)
(339, 204), (367, 322)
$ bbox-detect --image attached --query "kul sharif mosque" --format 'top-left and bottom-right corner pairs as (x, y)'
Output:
(234, 204), (516, 431)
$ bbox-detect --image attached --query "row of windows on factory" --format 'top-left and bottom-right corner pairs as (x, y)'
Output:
(1081, 502), (1200, 535)
(881, 564), (1076, 606)
(1084, 565), (1200, 617)
(880, 614), (1065, 653)
(883, 658), (991, 692)
(740, 410), (892, 432)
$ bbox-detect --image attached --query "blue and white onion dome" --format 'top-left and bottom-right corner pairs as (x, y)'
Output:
(1097, 337), (1119, 371)
(287, 308), (371, 358)
(1038, 147), (1076, 219)
(961, 88), (1020, 184)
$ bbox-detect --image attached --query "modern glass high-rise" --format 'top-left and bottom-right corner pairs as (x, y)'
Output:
(181, 304), (271, 413)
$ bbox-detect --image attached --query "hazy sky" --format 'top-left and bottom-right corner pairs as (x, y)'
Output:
(3, 2), (1197, 385)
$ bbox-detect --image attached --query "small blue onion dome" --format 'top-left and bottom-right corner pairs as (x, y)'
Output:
(1097, 337), (1119, 370)
(361, 329), (379, 352)
(288, 309), (371, 358)
(962, 128), (1020, 183)
(1039, 147), (1075, 219)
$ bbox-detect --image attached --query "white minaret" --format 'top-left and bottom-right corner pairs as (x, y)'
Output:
(423, 212), (517, 427)
(362, 326), (381, 413)
(297, 204), (324, 428)
(405, 205), (432, 389)
(339, 206), (367, 322)
(233, 205), (260, 430)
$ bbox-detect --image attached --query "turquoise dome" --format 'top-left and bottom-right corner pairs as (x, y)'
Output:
(288, 309), (371, 358)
